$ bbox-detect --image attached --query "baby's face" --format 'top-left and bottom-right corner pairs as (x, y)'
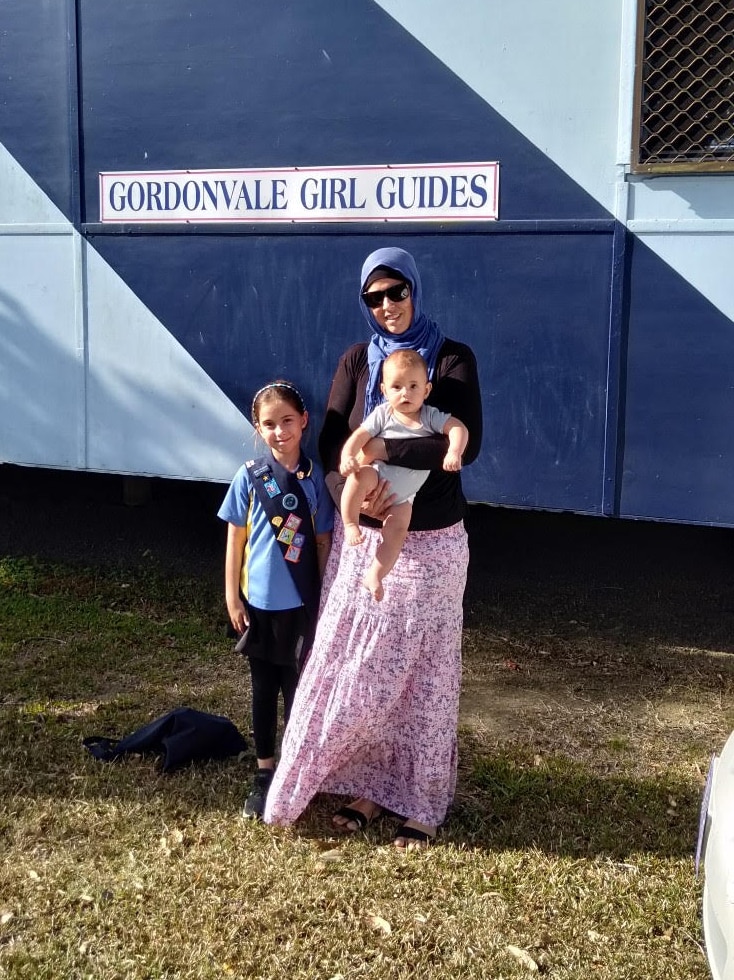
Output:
(381, 363), (431, 414)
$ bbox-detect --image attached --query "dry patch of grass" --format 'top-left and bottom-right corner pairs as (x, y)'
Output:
(0, 533), (728, 979)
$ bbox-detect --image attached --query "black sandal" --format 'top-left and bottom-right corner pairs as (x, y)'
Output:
(393, 823), (435, 848)
(332, 803), (381, 832)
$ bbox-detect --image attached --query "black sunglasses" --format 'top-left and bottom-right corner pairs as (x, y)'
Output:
(362, 282), (411, 309)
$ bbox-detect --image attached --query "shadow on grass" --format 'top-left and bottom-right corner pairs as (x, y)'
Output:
(3, 465), (734, 651)
(0, 706), (701, 862)
(448, 745), (700, 860)
(464, 504), (734, 656)
(3, 467), (734, 683)
(0, 470), (728, 868)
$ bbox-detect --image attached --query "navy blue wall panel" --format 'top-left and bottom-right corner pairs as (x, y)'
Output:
(482, 231), (612, 513)
(0, 1), (74, 215)
(621, 238), (734, 526)
(77, 0), (606, 223)
(80, 0), (613, 510)
(89, 229), (613, 511)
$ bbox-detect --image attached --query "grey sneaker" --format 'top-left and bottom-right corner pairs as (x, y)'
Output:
(242, 768), (274, 819)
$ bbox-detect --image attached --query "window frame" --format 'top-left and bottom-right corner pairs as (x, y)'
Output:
(631, 0), (734, 175)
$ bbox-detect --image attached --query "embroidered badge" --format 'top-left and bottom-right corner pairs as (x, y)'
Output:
(284, 545), (302, 563)
(263, 478), (281, 497)
(282, 492), (298, 511)
(277, 527), (295, 545)
(271, 516), (283, 527)
(284, 514), (302, 531)
(293, 533), (305, 548)
(253, 464), (271, 478)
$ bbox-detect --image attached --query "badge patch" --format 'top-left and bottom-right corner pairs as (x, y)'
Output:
(277, 527), (295, 545)
(253, 464), (271, 478)
(282, 492), (298, 511)
(284, 514), (302, 531)
(263, 478), (281, 497)
(293, 533), (305, 548)
(271, 516), (283, 527)
(284, 545), (302, 563)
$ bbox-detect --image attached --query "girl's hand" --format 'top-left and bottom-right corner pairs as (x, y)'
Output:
(361, 478), (397, 521)
(227, 597), (249, 636)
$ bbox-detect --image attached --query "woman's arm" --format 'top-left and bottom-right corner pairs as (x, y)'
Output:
(320, 345), (378, 509)
(318, 346), (363, 474)
(432, 344), (483, 465)
(363, 433), (446, 468)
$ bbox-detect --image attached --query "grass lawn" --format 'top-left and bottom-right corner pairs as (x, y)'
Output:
(1, 472), (732, 978)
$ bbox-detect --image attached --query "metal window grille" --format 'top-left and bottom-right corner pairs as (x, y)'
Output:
(632, 0), (734, 173)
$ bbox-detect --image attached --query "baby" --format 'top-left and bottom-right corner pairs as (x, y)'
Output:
(339, 349), (469, 600)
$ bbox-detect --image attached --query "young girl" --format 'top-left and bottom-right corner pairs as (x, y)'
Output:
(339, 349), (468, 601)
(218, 381), (333, 818)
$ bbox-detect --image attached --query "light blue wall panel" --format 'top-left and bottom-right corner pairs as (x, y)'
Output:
(0, 232), (81, 468)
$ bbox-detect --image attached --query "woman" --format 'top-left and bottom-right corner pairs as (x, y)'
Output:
(263, 246), (482, 847)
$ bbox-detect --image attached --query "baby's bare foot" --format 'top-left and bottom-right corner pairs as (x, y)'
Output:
(363, 568), (384, 601)
(344, 523), (364, 546)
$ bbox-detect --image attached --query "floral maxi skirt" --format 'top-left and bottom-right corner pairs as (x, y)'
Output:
(263, 518), (469, 828)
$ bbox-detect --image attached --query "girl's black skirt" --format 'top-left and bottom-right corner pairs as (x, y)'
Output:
(238, 603), (313, 670)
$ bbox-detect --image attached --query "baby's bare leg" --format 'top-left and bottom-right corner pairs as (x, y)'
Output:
(341, 466), (379, 545)
(363, 500), (412, 601)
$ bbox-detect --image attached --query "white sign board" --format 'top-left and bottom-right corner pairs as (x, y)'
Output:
(99, 162), (499, 224)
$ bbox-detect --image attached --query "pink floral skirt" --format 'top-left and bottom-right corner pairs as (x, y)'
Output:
(263, 517), (469, 827)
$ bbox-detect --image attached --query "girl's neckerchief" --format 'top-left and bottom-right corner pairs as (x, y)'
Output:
(359, 247), (445, 419)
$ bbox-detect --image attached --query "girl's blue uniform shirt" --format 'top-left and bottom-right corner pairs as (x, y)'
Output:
(218, 457), (333, 611)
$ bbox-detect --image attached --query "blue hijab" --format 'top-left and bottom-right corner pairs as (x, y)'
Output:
(359, 247), (445, 419)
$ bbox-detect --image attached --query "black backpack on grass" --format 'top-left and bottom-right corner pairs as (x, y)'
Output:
(83, 707), (247, 772)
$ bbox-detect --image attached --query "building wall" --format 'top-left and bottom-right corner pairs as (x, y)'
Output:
(1, 0), (733, 522)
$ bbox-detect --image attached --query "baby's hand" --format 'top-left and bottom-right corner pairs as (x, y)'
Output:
(442, 450), (463, 472)
(340, 455), (360, 477)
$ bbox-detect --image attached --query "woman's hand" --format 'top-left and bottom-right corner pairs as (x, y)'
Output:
(361, 478), (397, 521)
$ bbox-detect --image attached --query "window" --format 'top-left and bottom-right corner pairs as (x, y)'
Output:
(632, 0), (734, 173)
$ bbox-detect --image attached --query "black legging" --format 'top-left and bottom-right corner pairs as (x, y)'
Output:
(248, 656), (299, 760)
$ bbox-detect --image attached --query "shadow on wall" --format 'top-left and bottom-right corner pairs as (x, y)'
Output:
(0, 287), (81, 469)
(0, 282), (250, 479)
